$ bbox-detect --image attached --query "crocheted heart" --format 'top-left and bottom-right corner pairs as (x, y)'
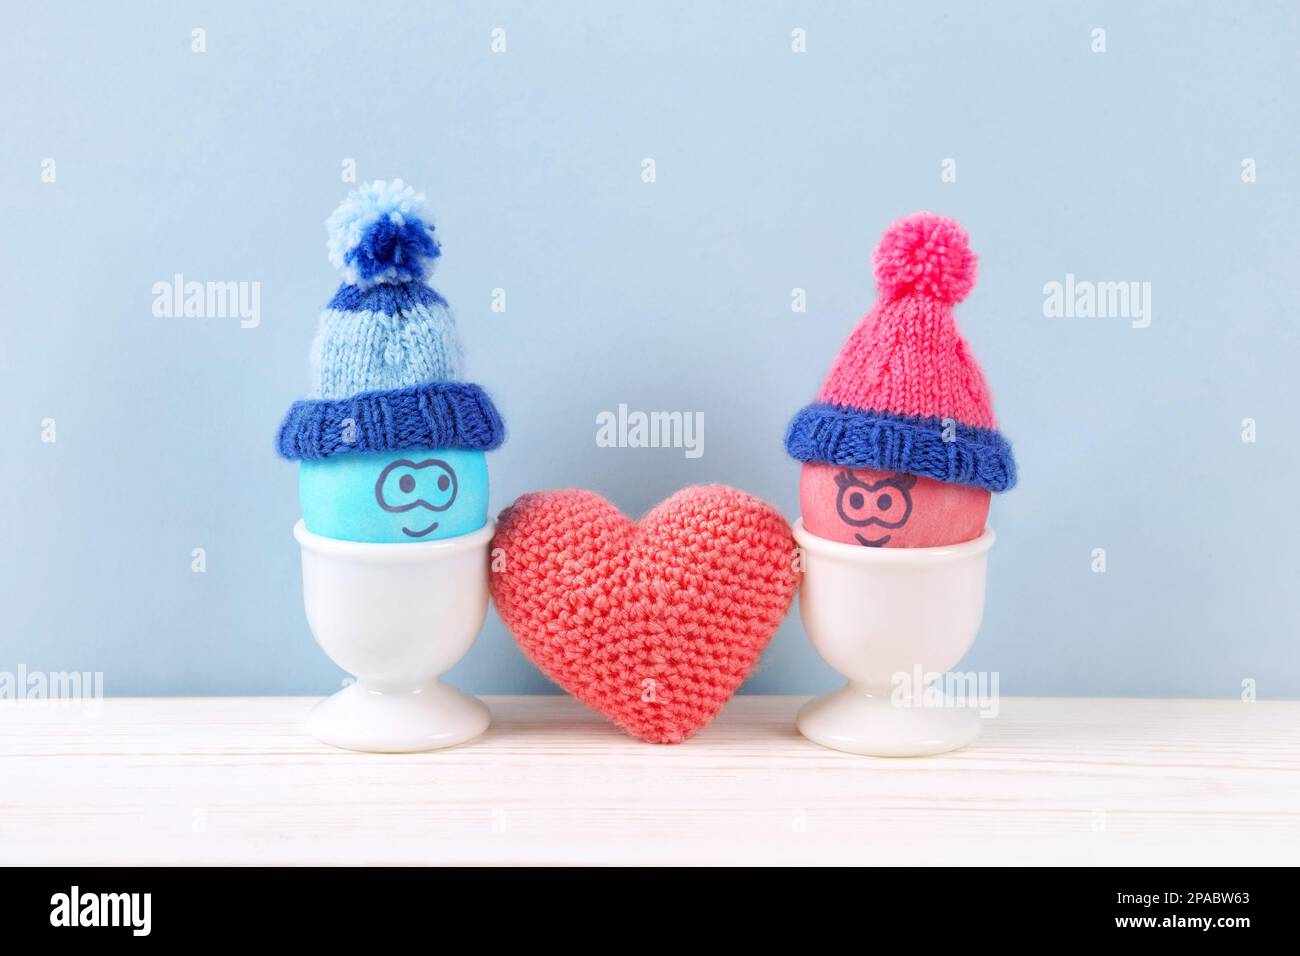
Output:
(491, 486), (799, 743)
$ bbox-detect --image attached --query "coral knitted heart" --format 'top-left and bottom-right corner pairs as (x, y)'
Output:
(491, 486), (799, 743)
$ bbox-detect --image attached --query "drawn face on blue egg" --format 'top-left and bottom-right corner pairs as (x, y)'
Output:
(299, 448), (489, 543)
(374, 458), (460, 538)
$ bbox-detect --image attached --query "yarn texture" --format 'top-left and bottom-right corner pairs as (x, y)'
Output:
(490, 486), (799, 744)
(277, 381), (504, 460)
(326, 179), (441, 288)
(871, 211), (976, 304)
(786, 404), (1014, 492)
(786, 211), (1016, 492)
(310, 288), (463, 399)
(276, 179), (505, 462)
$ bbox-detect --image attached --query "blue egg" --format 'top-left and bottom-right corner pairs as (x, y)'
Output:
(300, 448), (488, 543)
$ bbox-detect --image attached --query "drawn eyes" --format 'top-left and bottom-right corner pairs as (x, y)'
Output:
(375, 459), (459, 514)
(834, 470), (915, 529)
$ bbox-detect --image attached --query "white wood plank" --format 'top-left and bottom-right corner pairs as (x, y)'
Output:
(0, 696), (1296, 865)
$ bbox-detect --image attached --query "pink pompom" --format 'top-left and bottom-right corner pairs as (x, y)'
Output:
(871, 212), (977, 304)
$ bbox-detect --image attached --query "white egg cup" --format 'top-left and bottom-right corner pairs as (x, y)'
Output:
(294, 520), (495, 753)
(794, 520), (995, 757)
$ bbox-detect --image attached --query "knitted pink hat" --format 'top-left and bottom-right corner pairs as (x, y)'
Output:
(785, 212), (1016, 491)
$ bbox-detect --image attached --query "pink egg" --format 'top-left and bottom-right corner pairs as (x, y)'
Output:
(800, 462), (988, 548)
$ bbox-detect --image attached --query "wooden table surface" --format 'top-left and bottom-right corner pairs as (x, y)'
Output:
(1, 696), (1297, 866)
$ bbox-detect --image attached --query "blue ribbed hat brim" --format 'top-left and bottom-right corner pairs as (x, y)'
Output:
(785, 403), (1016, 493)
(278, 380), (505, 460)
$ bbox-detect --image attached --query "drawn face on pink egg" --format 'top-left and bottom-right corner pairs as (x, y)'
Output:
(800, 463), (989, 548)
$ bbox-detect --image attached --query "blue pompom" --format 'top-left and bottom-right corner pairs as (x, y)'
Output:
(326, 180), (441, 288)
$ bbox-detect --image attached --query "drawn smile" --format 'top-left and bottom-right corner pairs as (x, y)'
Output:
(402, 521), (440, 538)
(854, 532), (891, 548)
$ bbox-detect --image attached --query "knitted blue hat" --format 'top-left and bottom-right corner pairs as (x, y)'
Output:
(277, 180), (505, 460)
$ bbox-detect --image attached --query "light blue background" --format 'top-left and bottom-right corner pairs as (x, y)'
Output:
(3, 2), (1297, 698)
